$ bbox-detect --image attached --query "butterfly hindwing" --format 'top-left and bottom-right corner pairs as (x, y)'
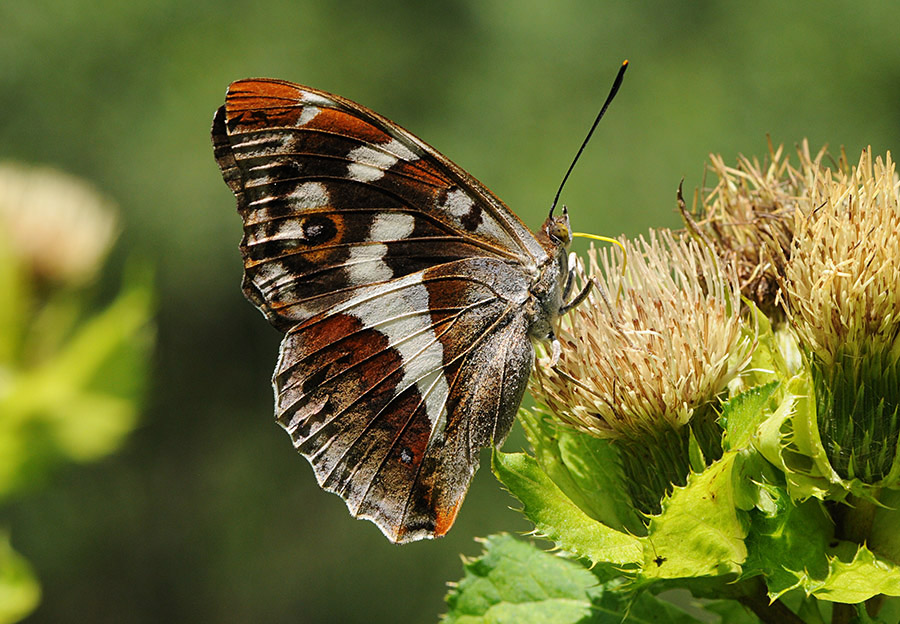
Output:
(273, 259), (534, 541)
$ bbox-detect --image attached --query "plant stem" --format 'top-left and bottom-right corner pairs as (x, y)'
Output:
(836, 492), (879, 544)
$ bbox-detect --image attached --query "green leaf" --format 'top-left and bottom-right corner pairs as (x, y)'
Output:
(687, 427), (707, 474)
(812, 543), (900, 604)
(720, 382), (779, 452)
(47, 276), (154, 460)
(595, 587), (712, 623)
(0, 533), (40, 624)
(443, 534), (708, 624)
(442, 533), (602, 624)
(729, 306), (875, 503)
(0, 271), (154, 497)
(730, 449), (785, 514)
(701, 599), (761, 624)
(738, 303), (794, 390)
(640, 453), (748, 580)
(497, 436), (755, 584)
(870, 488), (900, 565)
(754, 373), (845, 501)
(491, 450), (642, 568)
(742, 489), (833, 600)
(742, 483), (900, 604)
(518, 408), (643, 535)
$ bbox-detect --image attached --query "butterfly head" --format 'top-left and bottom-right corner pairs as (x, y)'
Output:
(542, 205), (573, 248)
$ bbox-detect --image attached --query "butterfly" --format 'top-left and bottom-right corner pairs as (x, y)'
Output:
(211, 70), (623, 542)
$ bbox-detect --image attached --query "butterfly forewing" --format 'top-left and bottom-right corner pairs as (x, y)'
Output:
(212, 78), (568, 542)
(212, 78), (548, 329)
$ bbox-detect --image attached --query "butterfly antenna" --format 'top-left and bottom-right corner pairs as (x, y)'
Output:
(549, 60), (629, 218)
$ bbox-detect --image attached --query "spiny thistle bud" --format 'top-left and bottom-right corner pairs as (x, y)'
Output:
(781, 148), (900, 485)
(690, 141), (828, 317)
(531, 230), (751, 513)
(0, 162), (118, 285)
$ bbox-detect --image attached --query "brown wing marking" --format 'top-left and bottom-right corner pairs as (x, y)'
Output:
(272, 260), (534, 541)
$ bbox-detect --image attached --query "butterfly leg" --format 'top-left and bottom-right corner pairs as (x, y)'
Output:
(548, 277), (590, 367)
(560, 252), (577, 301)
(548, 330), (562, 366)
(559, 251), (596, 315)
(560, 280), (592, 315)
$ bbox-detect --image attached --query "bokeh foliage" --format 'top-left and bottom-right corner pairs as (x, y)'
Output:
(2, 1), (900, 622)
(0, 163), (154, 623)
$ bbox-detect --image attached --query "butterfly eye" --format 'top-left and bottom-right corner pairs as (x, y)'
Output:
(546, 214), (572, 245)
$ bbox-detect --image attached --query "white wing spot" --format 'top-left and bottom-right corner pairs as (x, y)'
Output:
(441, 188), (475, 218)
(371, 213), (415, 240)
(346, 244), (392, 284)
(439, 188), (514, 246)
(383, 138), (420, 161)
(347, 145), (398, 182)
(300, 92), (334, 107)
(288, 182), (331, 208)
(273, 219), (306, 241)
(297, 105), (320, 126)
(248, 180), (330, 222)
(349, 279), (449, 432)
(235, 132), (293, 157)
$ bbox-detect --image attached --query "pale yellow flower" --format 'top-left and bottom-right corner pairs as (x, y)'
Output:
(533, 230), (751, 442)
(0, 163), (118, 284)
(691, 140), (831, 316)
(781, 148), (900, 367)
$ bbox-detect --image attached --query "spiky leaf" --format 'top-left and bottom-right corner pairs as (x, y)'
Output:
(443, 534), (710, 624)
(492, 450), (641, 569)
(640, 453), (747, 580)
(518, 407), (642, 535)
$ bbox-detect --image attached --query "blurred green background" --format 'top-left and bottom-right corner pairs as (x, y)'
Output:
(2, 1), (899, 622)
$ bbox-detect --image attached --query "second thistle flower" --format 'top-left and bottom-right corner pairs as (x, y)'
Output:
(532, 230), (752, 513)
(781, 149), (900, 485)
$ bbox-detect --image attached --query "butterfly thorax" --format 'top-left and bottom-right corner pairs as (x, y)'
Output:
(526, 213), (572, 344)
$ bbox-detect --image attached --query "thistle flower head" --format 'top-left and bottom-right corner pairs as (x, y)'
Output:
(780, 148), (900, 483)
(533, 230), (751, 442)
(0, 162), (118, 284)
(692, 141), (828, 315)
(782, 148), (900, 366)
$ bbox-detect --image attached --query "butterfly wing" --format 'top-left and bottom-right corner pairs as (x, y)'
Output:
(212, 78), (550, 331)
(212, 79), (554, 541)
(273, 259), (535, 542)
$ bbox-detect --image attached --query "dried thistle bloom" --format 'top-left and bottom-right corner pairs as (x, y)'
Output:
(691, 141), (828, 316)
(0, 163), (118, 284)
(531, 230), (751, 513)
(534, 230), (749, 440)
(781, 148), (900, 484)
